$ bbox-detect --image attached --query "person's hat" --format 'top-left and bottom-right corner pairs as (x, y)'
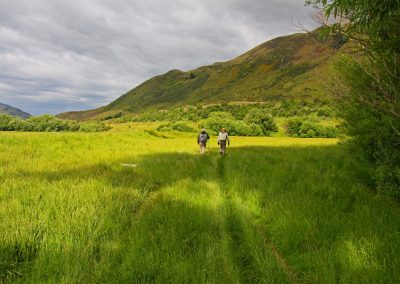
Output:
(202, 128), (206, 131)
(221, 128), (226, 132)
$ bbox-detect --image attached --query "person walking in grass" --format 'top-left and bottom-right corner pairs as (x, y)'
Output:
(197, 128), (210, 154)
(217, 128), (230, 155)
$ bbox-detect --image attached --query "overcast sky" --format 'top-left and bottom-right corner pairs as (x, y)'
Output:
(0, 0), (318, 115)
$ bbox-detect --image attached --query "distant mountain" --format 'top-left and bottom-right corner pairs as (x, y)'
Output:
(59, 29), (349, 121)
(0, 103), (31, 119)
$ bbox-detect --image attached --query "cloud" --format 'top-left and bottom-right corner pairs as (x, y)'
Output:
(0, 0), (318, 115)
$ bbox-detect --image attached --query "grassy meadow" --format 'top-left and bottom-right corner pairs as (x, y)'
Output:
(1, 125), (400, 283)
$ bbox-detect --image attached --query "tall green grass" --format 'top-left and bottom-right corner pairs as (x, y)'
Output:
(0, 131), (399, 283)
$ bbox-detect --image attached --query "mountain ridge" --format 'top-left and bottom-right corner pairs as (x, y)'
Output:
(59, 29), (347, 121)
(0, 103), (31, 119)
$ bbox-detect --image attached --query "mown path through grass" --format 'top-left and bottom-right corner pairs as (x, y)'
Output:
(216, 155), (299, 283)
(122, 154), (295, 283)
(1, 132), (400, 283)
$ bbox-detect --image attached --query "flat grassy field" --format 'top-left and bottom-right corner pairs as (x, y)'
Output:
(1, 128), (399, 283)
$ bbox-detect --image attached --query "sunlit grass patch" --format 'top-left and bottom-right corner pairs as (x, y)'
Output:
(0, 130), (399, 283)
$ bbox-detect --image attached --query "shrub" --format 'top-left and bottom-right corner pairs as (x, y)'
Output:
(157, 124), (173, 132)
(26, 115), (71, 132)
(0, 115), (34, 131)
(317, 107), (332, 117)
(307, 0), (400, 198)
(0, 114), (109, 132)
(299, 122), (321, 137)
(79, 122), (110, 132)
(287, 119), (303, 136)
(170, 123), (196, 133)
(0, 115), (17, 130)
(207, 111), (235, 121)
(248, 123), (263, 136)
(157, 123), (196, 133)
(287, 119), (338, 138)
(203, 114), (262, 136)
(244, 108), (278, 135)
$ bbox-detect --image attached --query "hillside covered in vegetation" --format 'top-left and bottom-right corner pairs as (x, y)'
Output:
(59, 29), (348, 121)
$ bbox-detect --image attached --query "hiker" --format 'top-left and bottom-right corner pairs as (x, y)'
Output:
(217, 128), (230, 155)
(197, 128), (210, 154)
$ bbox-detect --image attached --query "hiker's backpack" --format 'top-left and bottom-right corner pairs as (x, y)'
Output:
(199, 133), (208, 143)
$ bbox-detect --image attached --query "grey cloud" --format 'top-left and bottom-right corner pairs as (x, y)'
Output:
(0, 0), (318, 115)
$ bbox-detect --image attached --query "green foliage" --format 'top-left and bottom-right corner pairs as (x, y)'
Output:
(248, 123), (263, 136)
(336, 57), (400, 198)
(287, 119), (338, 138)
(202, 111), (264, 136)
(100, 111), (123, 121)
(317, 106), (333, 117)
(244, 108), (278, 135)
(202, 118), (253, 136)
(286, 119), (303, 136)
(26, 115), (72, 132)
(276, 63), (315, 81)
(115, 101), (335, 127)
(78, 122), (111, 132)
(119, 102), (337, 138)
(308, 0), (400, 54)
(307, 0), (400, 198)
(157, 122), (196, 133)
(207, 111), (235, 121)
(0, 115), (17, 131)
(0, 114), (109, 132)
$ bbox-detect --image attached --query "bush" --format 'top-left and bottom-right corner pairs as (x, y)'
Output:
(207, 111), (235, 121)
(26, 115), (70, 132)
(157, 124), (173, 132)
(0, 114), (110, 132)
(157, 122), (196, 133)
(317, 107), (332, 117)
(0, 115), (17, 131)
(307, 0), (400, 198)
(0, 114), (36, 131)
(79, 122), (111, 132)
(203, 119), (253, 136)
(248, 123), (263, 136)
(287, 119), (303, 136)
(244, 108), (278, 135)
(202, 111), (263, 136)
(287, 119), (338, 138)
(170, 123), (196, 133)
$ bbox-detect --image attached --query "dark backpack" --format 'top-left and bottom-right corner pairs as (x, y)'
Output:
(199, 133), (208, 143)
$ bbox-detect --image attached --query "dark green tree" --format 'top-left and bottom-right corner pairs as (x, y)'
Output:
(244, 108), (278, 135)
(307, 0), (400, 197)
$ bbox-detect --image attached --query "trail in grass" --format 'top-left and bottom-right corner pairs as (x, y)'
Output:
(216, 155), (298, 283)
(119, 153), (293, 283)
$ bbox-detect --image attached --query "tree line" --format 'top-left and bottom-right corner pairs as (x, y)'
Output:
(0, 114), (110, 132)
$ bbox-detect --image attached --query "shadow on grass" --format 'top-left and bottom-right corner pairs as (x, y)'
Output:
(13, 145), (372, 193)
(6, 145), (391, 283)
(105, 192), (239, 283)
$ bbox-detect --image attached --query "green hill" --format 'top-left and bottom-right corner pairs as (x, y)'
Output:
(59, 30), (347, 121)
(0, 103), (31, 119)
